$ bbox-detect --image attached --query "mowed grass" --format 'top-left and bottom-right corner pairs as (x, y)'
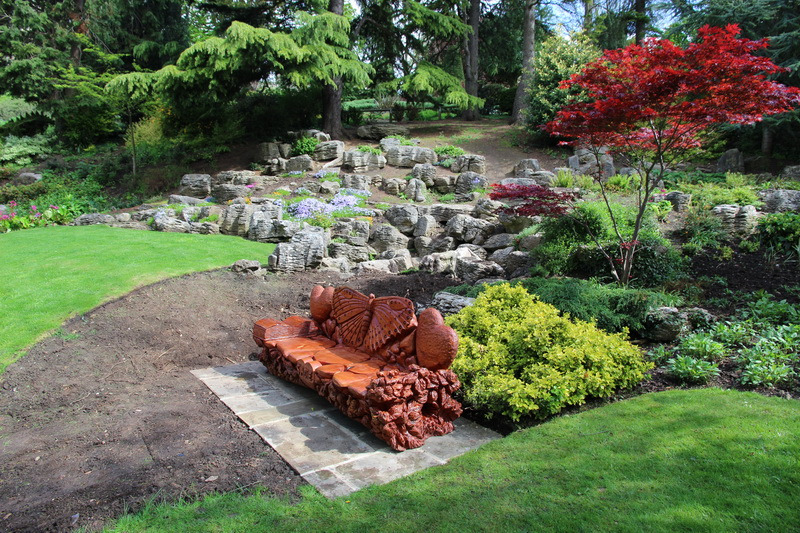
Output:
(0, 225), (274, 371)
(110, 388), (800, 532)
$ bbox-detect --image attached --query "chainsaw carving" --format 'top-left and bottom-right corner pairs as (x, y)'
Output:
(253, 286), (462, 451)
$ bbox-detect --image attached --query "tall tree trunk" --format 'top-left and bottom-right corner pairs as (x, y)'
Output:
(65, 0), (86, 99)
(462, 0), (480, 121)
(322, 0), (345, 139)
(583, 0), (595, 31)
(511, 0), (538, 125)
(634, 0), (647, 44)
(761, 124), (774, 156)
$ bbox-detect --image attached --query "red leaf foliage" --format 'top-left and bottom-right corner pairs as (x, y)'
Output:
(489, 183), (577, 218)
(545, 25), (800, 153)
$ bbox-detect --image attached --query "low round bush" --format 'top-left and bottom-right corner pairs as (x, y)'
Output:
(446, 283), (652, 422)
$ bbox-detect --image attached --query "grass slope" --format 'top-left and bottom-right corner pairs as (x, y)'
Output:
(0, 225), (274, 371)
(110, 388), (800, 532)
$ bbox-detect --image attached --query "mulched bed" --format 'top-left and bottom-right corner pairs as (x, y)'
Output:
(0, 269), (454, 532)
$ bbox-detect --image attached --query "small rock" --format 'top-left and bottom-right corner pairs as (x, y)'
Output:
(232, 259), (261, 272)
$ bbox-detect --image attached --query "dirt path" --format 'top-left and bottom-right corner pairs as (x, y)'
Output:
(0, 269), (455, 532)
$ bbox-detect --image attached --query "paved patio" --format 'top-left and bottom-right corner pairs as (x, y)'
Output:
(192, 361), (500, 498)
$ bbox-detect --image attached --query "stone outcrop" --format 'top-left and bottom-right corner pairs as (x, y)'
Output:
(385, 205), (420, 235)
(412, 163), (437, 186)
(716, 148), (744, 173)
(711, 204), (759, 236)
(430, 292), (476, 316)
(178, 174), (212, 198)
(370, 224), (410, 253)
(385, 145), (437, 167)
(313, 141), (344, 161)
(286, 155), (313, 173)
(759, 189), (800, 213)
(454, 172), (488, 196)
(341, 173), (371, 191)
(451, 154), (487, 175)
(342, 150), (386, 172)
(267, 226), (328, 272)
(568, 147), (614, 178)
(404, 178), (427, 202)
(257, 142), (292, 161)
(356, 124), (410, 140)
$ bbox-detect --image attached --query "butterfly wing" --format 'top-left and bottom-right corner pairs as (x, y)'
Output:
(330, 287), (372, 348)
(366, 296), (417, 353)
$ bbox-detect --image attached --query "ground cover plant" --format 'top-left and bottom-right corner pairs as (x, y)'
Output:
(0, 225), (274, 371)
(108, 388), (800, 532)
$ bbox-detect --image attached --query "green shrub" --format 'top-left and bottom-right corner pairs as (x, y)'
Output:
(0, 181), (47, 204)
(676, 332), (727, 361)
(291, 137), (319, 156)
(667, 355), (720, 384)
(740, 361), (795, 388)
(681, 207), (727, 250)
(0, 132), (55, 166)
(741, 292), (800, 325)
(552, 169), (575, 188)
(434, 145), (466, 158)
(447, 283), (652, 422)
(356, 145), (381, 155)
(386, 134), (415, 146)
(677, 181), (761, 209)
(758, 213), (800, 254)
(444, 277), (679, 335)
(647, 199), (673, 222)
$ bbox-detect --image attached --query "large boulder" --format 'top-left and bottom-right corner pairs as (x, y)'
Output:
(404, 178), (427, 202)
(267, 226), (328, 272)
(454, 172), (488, 196)
(711, 204), (759, 236)
(665, 191), (692, 212)
(716, 148), (744, 173)
(432, 174), (454, 194)
(451, 154), (487, 175)
(473, 199), (504, 220)
(643, 307), (689, 342)
(329, 242), (372, 263)
(211, 184), (251, 202)
(214, 170), (259, 185)
(481, 233), (515, 251)
(412, 163), (437, 186)
(342, 150), (386, 172)
(341, 173), (371, 191)
(514, 159), (541, 175)
(331, 219), (371, 242)
(428, 203), (474, 223)
(429, 292), (476, 316)
(759, 189), (800, 213)
(357, 124), (410, 140)
(286, 154), (313, 173)
(413, 214), (439, 238)
(385, 145), (437, 167)
(445, 214), (494, 244)
(257, 142), (291, 161)
(454, 257), (505, 284)
(12, 172), (42, 185)
(385, 204), (420, 235)
(419, 246), (481, 276)
(382, 178), (405, 196)
(152, 211), (191, 233)
(248, 218), (301, 242)
(369, 224), (410, 253)
(218, 201), (282, 237)
(780, 165), (800, 180)
(568, 147), (614, 178)
(178, 174), (212, 198)
(73, 213), (116, 226)
(313, 141), (345, 162)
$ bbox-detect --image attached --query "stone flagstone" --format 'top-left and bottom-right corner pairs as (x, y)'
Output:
(192, 361), (500, 498)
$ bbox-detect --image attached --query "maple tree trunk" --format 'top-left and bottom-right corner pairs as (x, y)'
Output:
(511, 0), (538, 124)
(462, 0), (480, 121)
(761, 124), (774, 156)
(322, 0), (345, 139)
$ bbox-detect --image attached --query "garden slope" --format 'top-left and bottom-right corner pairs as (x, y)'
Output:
(0, 269), (454, 532)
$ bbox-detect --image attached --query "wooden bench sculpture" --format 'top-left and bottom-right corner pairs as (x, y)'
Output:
(253, 286), (463, 451)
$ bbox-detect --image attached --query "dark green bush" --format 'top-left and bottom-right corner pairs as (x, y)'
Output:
(758, 213), (800, 254)
(0, 181), (47, 204)
(446, 283), (652, 422)
(292, 137), (319, 157)
(444, 277), (679, 335)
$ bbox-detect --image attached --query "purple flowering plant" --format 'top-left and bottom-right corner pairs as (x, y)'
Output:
(0, 203), (68, 232)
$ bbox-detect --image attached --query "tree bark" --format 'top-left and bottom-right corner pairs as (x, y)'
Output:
(761, 123), (774, 156)
(461, 0), (480, 121)
(321, 0), (345, 139)
(634, 0), (647, 44)
(511, 0), (538, 125)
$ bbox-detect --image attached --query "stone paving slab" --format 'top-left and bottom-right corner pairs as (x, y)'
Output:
(192, 361), (501, 498)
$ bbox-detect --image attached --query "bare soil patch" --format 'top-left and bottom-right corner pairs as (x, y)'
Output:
(0, 269), (454, 532)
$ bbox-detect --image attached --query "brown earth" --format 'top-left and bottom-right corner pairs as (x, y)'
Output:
(0, 269), (455, 532)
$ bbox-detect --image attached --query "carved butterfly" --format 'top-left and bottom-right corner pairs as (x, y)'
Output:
(331, 287), (416, 352)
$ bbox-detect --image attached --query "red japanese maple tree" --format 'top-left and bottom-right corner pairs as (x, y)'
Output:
(544, 24), (800, 286)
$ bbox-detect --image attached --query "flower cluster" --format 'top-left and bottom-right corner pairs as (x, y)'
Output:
(340, 188), (372, 198)
(1, 202), (68, 232)
(287, 194), (373, 220)
(313, 170), (340, 180)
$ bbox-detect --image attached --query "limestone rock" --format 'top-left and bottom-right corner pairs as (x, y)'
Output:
(318, 180), (340, 195)
(517, 232), (543, 251)
(13, 172), (42, 185)
(456, 243), (487, 260)
(380, 137), (402, 151)
(473, 199), (503, 220)
(428, 203), (474, 223)
(331, 219), (370, 242)
(189, 222), (220, 235)
(498, 250), (534, 278)
(665, 191), (692, 212)
(74, 213), (116, 226)
(711, 204), (758, 236)
(377, 248), (414, 271)
(451, 154), (487, 175)
(404, 178), (427, 202)
(419, 246), (482, 276)
(357, 124), (410, 140)
(429, 292), (476, 316)
(318, 257), (352, 273)
(514, 159), (541, 175)
(716, 148), (744, 173)
(214, 170), (259, 185)
(385, 145), (437, 167)
(232, 259), (261, 273)
(568, 147), (614, 178)
(780, 165), (800, 180)
(289, 129), (330, 142)
(267, 226), (328, 272)
(385, 205), (420, 235)
(412, 163), (437, 186)
(178, 174), (212, 198)
(168, 194), (207, 206)
(370, 224), (410, 253)
(152, 212), (191, 233)
(329, 242), (371, 263)
(212, 184), (251, 202)
(341, 173), (371, 191)
(488, 246), (514, 265)
(414, 236), (434, 256)
(481, 233), (515, 251)
(445, 214), (494, 244)
(643, 307), (689, 342)
(248, 218), (300, 242)
(313, 140), (344, 161)
(286, 155), (313, 173)
(432, 175), (454, 194)
(257, 142), (292, 161)
(342, 150), (386, 172)
(454, 172), (488, 197)
(454, 257), (505, 285)
(382, 178), (405, 196)
(759, 189), (800, 213)
(413, 214), (439, 238)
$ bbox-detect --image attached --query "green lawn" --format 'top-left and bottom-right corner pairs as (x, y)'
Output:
(0, 225), (274, 372)
(109, 388), (800, 532)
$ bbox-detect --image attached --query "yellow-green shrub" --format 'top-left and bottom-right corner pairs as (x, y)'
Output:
(446, 283), (652, 422)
